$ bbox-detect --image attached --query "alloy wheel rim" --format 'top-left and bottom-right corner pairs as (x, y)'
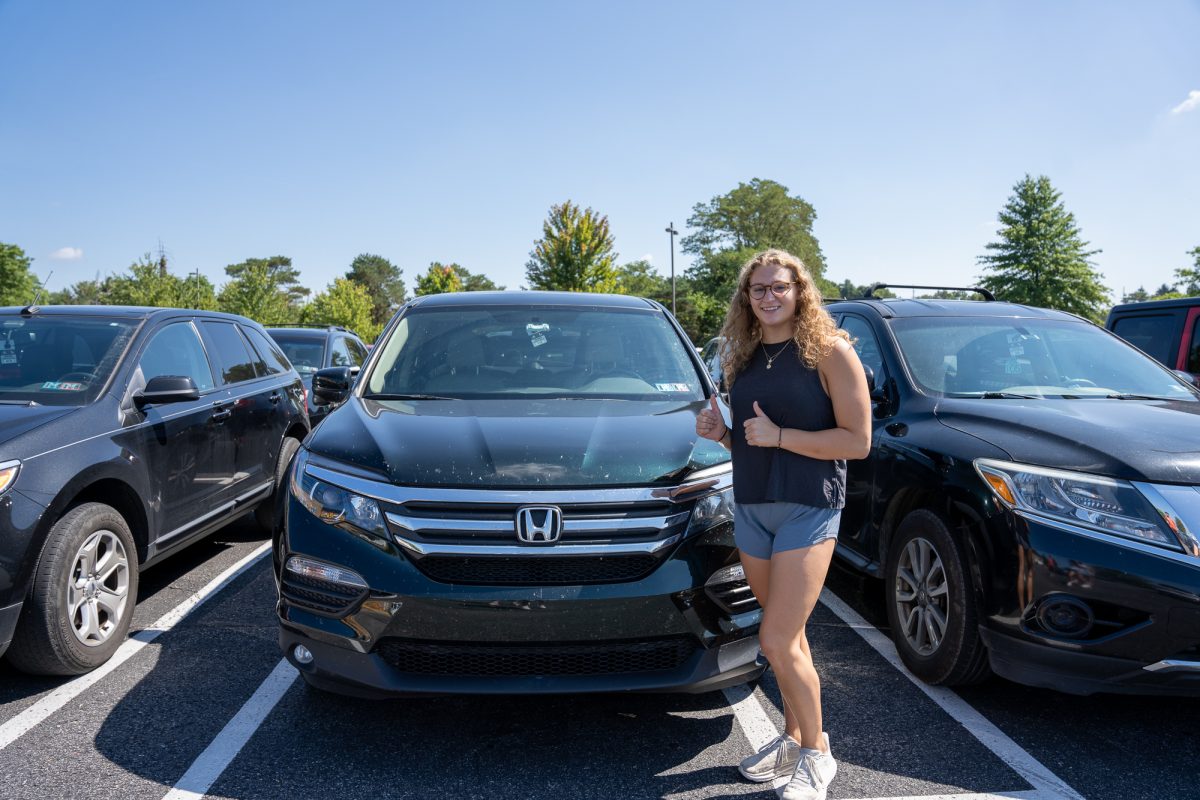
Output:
(67, 529), (130, 647)
(894, 536), (949, 656)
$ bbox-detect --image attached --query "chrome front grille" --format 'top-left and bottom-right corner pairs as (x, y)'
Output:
(387, 501), (690, 544)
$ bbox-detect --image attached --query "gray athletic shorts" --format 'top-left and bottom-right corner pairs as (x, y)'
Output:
(733, 501), (842, 560)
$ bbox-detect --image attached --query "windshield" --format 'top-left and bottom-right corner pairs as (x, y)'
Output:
(0, 315), (139, 406)
(365, 305), (704, 400)
(268, 333), (325, 374)
(890, 316), (1197, 400)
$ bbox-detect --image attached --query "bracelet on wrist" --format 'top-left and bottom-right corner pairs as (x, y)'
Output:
(777, 428), (782, 448)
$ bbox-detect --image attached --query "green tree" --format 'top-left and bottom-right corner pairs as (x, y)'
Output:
(0, 243), (37, 306)
(525, 201), (619, 292)
(223, 256), (309, 309)
(347, 253), (406, 327)
(303, 278), (379, 341)
(1173, 246), (1200, 296)
(977, 175), (1108, 321)
(218, 259), (295, 324)
(449, 263), (504, 292)
(615, 260), (670, 300)
(1122, 286), (1150, 304)
(838, 280), (896, 299)
(48, 275), (118, 305)
(107, 253), (185, 307)
(178, 270), (218, 310)
(414, 262), (464, 296)
(682, 178), (833, 300)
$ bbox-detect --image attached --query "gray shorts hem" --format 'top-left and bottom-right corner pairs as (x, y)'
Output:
(734, 502), (842, 560)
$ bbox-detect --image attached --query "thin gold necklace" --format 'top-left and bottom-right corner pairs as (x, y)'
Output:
(761, 339), (791, 370)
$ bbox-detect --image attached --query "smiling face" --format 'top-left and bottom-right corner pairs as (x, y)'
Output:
(747, 262), (799, 342)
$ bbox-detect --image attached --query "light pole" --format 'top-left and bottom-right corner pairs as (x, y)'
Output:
(665, 222), (678, 315)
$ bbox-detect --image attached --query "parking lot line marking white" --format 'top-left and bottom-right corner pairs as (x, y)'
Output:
(851, 792), (1045, 800)
(0, 542), (270, 752)
(161, 658), (298, 800)
(818, 589), (1085, 800)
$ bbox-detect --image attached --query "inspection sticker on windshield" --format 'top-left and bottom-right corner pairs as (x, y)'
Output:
(41, 381), (85, 391)
(655, 383), (690, 392)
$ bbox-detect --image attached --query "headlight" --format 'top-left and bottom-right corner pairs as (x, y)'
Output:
(0, 460), (18, 496)
(974, 458), (1181, 549)
(291, 455), (388, 539)
(686, 486), (734, 536)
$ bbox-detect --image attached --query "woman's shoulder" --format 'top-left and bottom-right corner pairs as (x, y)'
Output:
(818, 337), (859, 371)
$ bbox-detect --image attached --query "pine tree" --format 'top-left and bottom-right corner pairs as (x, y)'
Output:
(977, 175), (1108, 321)
(525, 201), (619, 292)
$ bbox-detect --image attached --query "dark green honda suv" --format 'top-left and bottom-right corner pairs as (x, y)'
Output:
(274, 291), (763, 697)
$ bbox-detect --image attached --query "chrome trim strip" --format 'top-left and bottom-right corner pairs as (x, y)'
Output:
(384, 510), (690, 534)
(234, 480), (274, 505)
(391, 533), (682, 557)
(308, 463), (727, 506)
(157, 500), (237, 545)
(1143, 659), (1200, 673)
(1013, 510), (1200, 567)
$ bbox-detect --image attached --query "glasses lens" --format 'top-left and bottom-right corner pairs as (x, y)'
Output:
(771, 282), (793, 296)
(748, 285), (767, 299)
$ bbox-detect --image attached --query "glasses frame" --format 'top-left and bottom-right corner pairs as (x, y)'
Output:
(746, 281), (798, 300)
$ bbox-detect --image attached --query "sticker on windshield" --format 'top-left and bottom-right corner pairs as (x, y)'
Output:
(655, 383), (690, 392)
(41, 381), (85, 391)
(526, 323), (549, 348)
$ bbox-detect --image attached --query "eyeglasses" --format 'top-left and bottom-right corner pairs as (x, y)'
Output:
(747, 281), (797, 300)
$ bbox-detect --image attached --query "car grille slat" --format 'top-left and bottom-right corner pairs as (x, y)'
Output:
(376, 637), (697, 676)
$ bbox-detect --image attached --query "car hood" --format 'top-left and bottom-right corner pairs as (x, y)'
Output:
(0, 403), (78, 452)
(934, 397), (1200, 483)
(306, 396), (730, 488)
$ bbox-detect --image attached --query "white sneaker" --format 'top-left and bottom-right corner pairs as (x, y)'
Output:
(780, 734), (837, 800)
(738, 733), (801, 783)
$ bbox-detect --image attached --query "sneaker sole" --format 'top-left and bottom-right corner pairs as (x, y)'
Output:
(738, 760), (799, 783)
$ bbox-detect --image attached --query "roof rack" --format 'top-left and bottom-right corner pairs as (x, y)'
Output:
(864, 284), (995, 301)
(268, 323), (355, 333)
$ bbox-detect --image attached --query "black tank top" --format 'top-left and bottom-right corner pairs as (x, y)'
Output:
(728, 340), (846, 508)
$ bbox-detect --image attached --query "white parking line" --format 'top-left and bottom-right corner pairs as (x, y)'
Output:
(0, 543), (270, 752)
(162, 658), (298, 800)
(724, 590), (1084, 800)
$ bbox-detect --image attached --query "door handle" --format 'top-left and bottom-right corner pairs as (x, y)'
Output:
(211, 402), (233, 422)
(269, 391), (283, 404)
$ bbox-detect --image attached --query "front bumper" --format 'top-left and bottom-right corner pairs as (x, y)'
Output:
(985, 512), (1200, 696)
(276, 489), (764, 697)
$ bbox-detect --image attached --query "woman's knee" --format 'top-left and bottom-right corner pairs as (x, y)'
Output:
(758, 625), (810, 665)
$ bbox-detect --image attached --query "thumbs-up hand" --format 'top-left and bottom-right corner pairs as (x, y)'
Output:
(743, 401), (781, 448)
(695, 395), (728, 442)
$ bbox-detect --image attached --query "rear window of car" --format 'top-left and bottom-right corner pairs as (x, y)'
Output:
(365, 305), (704, 400)
(268, 332), (326, 374)
(201, 321), (260, 385)
(1110, 314), (1176, 366)
(243, 326), (291, 376)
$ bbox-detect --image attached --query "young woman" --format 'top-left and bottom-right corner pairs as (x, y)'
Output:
(696, 249), (870, 800)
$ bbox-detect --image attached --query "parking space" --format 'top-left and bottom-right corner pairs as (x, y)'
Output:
(2, 518), (1199, 800)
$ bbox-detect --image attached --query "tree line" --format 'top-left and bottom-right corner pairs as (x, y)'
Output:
(2, 175), (1196, 345)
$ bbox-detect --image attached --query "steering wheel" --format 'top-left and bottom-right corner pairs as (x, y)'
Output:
(55, 371), (95, 384)
(1064, 378), (1098, 388)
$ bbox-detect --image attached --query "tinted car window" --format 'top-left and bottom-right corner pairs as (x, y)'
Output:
(345, 337), (368, 367)
(243, 326), (290, 375)
(891, 316), (1195, 399)
(201, 321), (259, 385)
(1110, 314), (1175, 365)
(0, 314), (138, 405)
(329, 337), (353, 367)
(1189, 320), (1200, 375)
(841, 315), (884, 379)
(270, 334), (324, 375)
(137, 321), (215, 392)
(366, 306), (703, 399)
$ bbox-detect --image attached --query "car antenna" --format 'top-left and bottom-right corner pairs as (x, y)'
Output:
(21, 269), (53, 314)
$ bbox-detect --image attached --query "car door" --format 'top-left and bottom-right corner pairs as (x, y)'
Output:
(837, 313), (886, 553)
(121, 320), (229, 543)
(199, 320), (277, 507)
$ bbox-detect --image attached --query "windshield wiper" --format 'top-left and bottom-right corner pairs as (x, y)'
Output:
(1102, 393), (1181, 401)
(0, 398), (40, 406)
(363, 393), (459, 401)
(948, 391), (1040, 399)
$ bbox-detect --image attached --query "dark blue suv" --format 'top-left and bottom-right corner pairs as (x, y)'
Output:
(0, 306), (309, 675)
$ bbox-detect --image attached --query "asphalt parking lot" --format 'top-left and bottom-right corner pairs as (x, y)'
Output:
(1, 516), (1197, 800)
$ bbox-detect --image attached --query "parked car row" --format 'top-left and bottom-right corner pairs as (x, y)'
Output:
(264, 325), (371, 427)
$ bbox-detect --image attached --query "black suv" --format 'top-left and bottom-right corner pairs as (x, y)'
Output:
(0, 306), (309, 675)
(265, 326), (370, 426)
(820, 291), (1200, 695)
(1106, 297), (1200, 385)
(275, 292), (761, 697)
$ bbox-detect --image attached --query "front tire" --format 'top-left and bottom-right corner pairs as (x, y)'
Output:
(257, 436), (301, 533)
(884, 509), (990, 686)
(7, 503), (139, 676)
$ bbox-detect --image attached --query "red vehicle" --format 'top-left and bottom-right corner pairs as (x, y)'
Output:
(1106, 297), (1200, 384)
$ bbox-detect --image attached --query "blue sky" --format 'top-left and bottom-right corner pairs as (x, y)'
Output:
(2, 1), (1197, 303)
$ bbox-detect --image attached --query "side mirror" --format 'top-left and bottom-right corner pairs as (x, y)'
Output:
(313, 366), (352, 406)
(134, 375), (199, 408)
(863, 365), (876, 393)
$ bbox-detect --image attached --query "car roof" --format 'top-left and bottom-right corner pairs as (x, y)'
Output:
(265, 327), (336, 338)
(826, 297), (1082, 321)
(0, 305), (255, 323)
(408, 291), (659, 310)
(1109, 297), (1200, 314)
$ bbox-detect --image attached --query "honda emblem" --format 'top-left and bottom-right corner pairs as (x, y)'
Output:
(515, 506), (563, 544)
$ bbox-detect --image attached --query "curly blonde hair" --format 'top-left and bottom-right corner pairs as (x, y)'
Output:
(718, 249), (848, 389)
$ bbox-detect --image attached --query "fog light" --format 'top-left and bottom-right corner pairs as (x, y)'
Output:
(293, 644), (314, 665)
(1036, 595), (1094, 638)
(285, 556), (368, 589)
